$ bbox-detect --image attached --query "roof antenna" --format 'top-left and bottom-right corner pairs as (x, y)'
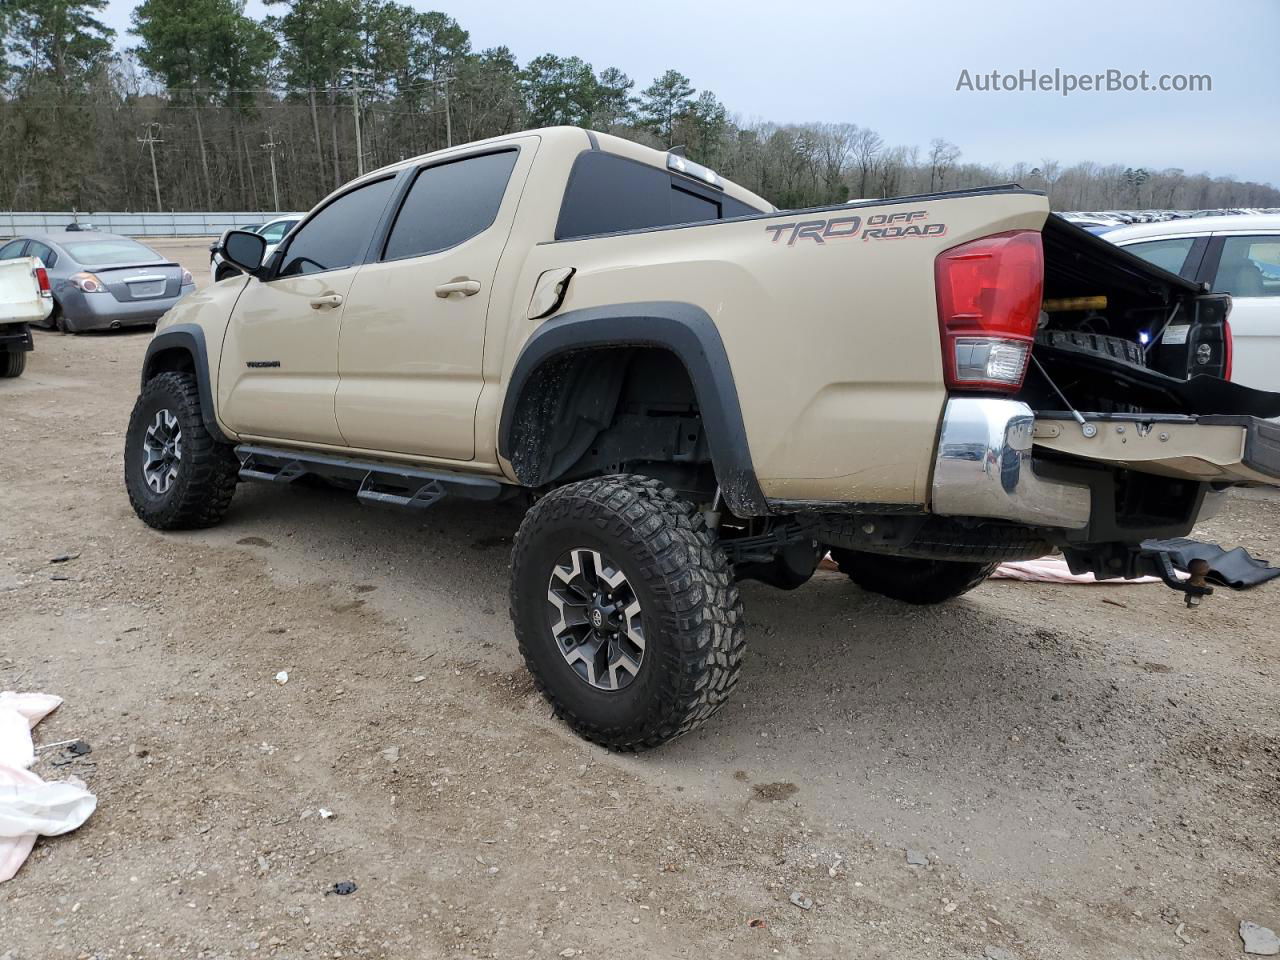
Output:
(667, 144), (687, 157)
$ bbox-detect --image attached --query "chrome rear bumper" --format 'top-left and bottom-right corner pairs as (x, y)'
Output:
(931, 397), (1091, 530)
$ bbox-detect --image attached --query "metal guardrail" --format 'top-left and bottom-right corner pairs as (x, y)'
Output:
(0, 211), (307, 239)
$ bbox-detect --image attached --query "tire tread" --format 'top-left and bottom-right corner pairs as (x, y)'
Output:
(125, 371), (238, 530)
(510, 475), (745, 751)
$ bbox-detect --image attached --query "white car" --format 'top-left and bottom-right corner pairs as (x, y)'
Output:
(209, 217), (300, 283)
(1106, 215), (1280, 394)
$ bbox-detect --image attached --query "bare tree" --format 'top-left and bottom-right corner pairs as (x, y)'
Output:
(849, 125), (883, 198)
(927, 138), (961, 191)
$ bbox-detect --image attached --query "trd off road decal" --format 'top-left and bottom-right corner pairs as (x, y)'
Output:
(764, 210), (947, 246)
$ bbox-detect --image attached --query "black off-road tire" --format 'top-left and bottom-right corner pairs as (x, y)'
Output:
(510, 475), (745, 751)
(828, 548), (995, 605)
(0, 350), (25, 377)
(124, 371), (238, 530)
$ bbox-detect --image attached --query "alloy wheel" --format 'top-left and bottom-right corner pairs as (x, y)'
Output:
(546, 547), (645, 691)
(141, 408), (183, 494)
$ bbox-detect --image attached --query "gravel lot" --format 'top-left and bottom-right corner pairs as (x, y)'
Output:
(1, 240), (1278, 959)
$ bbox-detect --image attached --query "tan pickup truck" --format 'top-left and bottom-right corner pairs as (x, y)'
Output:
(124, 126), (1280, 750)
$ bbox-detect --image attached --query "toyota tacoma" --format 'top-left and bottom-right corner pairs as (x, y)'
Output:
(123, 127), (1280, 749)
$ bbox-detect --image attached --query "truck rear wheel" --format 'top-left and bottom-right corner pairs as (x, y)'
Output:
(124, 371), (238, 530)
(0, 350), (25, 378)
(828, 548), (995, 604)
(510, 475), (745, 751)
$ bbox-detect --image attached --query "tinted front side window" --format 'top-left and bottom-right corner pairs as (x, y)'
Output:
(1123, 237), (1196, 276)
(278, 178), (395, 277)
(383, 150), (519, 261)
(0, 240), (27, 259)
(1212, 235), (1280, 298)
(556, 152), (764, 240)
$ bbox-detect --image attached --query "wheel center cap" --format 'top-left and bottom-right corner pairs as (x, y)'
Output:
(589, 608), (605, 629)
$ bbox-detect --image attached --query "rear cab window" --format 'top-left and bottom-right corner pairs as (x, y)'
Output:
(556, 151), (765, 240)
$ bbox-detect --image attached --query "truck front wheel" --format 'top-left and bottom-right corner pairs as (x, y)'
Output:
(124, 371), (238, 530)
(510, 475), (745, 751)
(828, 548), (995, 604)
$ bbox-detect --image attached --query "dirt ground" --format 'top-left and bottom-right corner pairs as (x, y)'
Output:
(1, 240), (1278, 959)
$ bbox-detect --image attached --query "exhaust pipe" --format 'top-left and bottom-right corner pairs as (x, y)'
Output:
(110, 321), (121, 330)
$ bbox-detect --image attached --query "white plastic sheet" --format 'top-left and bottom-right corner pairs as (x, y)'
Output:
(992, 556), (1177, 584)
(0, 691), (97, 882)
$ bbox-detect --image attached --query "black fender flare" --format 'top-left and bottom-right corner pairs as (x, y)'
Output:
(498, 301), (768, 516)
(141, 323), (229, 443)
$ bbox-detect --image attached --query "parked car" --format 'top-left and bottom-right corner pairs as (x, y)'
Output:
(209, 217), (299, 283)
(0, 255), (52, 377)
(1105, 215), (1280, 395)
(1058, 214), (1122, 234)
(0, 232), (194, 333)
(125, 127), (1280, 751)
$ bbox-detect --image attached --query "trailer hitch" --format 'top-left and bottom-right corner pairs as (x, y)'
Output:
(1147, 550), (1213, 608)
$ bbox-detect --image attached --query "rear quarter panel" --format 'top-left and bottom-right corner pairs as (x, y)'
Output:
(499, 191), (1049, 506)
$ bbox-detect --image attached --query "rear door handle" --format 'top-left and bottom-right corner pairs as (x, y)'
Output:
(435, 279), (481, 298)
(309, 294), (343, 309)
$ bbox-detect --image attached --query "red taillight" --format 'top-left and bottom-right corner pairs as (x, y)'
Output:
(1223, 315), (1234, 382)
(935, 230), (1044, 392)
(34, 265), (51, 298)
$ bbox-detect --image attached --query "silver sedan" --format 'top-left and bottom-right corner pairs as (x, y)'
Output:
(0, 231), (194, 333)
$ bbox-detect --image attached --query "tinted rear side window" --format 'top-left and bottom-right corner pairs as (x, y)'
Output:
(278, 177), (396, 277)
(26, 241), (57, 268)
(383, 150), (519, 261)
(556, 152), (763, 240)
(1212, 235), (1280, 298)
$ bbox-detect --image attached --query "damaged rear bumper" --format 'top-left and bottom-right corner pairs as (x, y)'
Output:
(1032, 412), (1280, 485)
(930, 397), (1092, 530)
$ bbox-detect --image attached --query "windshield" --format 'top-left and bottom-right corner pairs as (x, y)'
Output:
(63, 238), (162, 266)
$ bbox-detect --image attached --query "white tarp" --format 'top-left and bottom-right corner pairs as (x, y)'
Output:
(0, 692), (97, 882)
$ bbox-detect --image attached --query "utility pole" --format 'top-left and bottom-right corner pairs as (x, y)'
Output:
(137, 123), (163, 213)
(342, 67), (374, 176)
(261, 128), (282, 212)
(443, 75), (452, 147)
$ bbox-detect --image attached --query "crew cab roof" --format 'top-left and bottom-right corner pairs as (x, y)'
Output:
(359, 126), (774, 217)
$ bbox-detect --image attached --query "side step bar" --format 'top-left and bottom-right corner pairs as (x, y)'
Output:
(235, 444), (508, 510)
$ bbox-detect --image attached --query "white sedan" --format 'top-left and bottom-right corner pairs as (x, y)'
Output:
(1105, 214), (1280, 393)
(209, 216), (300, 284)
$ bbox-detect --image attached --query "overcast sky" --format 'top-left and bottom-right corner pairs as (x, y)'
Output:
(100, 0), (1279, 185)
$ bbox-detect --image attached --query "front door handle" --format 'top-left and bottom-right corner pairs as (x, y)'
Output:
(435, 279), (481, 298)
(309, 294), (343, 309)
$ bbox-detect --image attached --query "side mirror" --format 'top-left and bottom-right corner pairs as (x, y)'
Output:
(222, 230), (267, 275)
